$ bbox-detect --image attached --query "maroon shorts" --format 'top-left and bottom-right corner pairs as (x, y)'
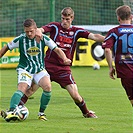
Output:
(45, 62), (76, 89)
(49, 70), (76, 88)
(121, 78), (133, 100)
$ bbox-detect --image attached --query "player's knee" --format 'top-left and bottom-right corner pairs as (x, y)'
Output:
(42, 84), (51, 92)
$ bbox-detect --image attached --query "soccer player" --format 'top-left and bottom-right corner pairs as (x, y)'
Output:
(102, 5), (133, 106)
(20, 7), (105, 118)
(0, 18), (71, 122)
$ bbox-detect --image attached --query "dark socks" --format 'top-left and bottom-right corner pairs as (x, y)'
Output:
(19, 94), (28, 105)
(75, 99), (89, 114)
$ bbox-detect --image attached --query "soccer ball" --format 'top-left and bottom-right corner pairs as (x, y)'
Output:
(93, 63), (100, 70)
(14, 105), (29, 121)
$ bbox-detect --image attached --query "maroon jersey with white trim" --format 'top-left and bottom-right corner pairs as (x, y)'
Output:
(42, 22), (90, 66)
(103, 25), (133, 78)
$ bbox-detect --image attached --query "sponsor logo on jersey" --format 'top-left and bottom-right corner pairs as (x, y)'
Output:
(118, 28), (133, 33)
(27, 46), (40, 56)
(60, 30), (68, 34)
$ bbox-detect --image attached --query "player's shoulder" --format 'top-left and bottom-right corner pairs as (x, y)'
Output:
(71, 25), (83, 30)
(42, 34), (51, 41)
(18, 33), (26, 39)
(113, 24), (133, 29)
(108, 25), (119, 31)
(106, 25), (120, 34)
(71, 25), (88, 32)
(111, 24), (133, 32)
(13, 33), (26, 42)
(47, 22), (60, 27)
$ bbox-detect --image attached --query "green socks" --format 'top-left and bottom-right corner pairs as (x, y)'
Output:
(39, 91), (51, 112)
(10, 90), (24, 110)
(10, 90), (51, 113)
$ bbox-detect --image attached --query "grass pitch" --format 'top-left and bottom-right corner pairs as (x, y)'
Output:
(0, 67), (132, 133)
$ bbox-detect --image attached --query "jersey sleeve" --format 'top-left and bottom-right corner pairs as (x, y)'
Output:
(7, 37), (19, 50)
(42, 22), (59, 33)
(43, 35), (57, 50)
(76, 27), (90, 39)
(42, 22), (54, 33)
(102, 29), (115, 49)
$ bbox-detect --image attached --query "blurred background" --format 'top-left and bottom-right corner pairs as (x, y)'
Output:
(1, 0), (131, 37)
(0, 0), (132, 68)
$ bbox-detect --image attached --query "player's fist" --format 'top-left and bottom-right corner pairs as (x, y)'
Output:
(63, 58), (71, 65)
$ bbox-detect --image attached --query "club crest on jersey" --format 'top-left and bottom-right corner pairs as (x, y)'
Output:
(118, 28), (133, 33)
(69, 31), (74, 36)
(27, 46), (40, 56)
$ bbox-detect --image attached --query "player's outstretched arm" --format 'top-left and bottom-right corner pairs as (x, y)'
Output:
(0, 45), (9, 58)
(88, 33), (105, 42)
(53, 47), (71, 65)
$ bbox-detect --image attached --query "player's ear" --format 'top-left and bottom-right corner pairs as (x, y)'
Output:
(130, 15), (132, 20)
(71, 16), (74, 21)
(117, 16), (120, 22)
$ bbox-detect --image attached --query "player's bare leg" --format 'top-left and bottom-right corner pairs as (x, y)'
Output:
(66, 84), (97, 118)
(19, 82), (39, 105)
(27, 82), (39, 97)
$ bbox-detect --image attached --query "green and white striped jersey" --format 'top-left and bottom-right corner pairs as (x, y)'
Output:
(7, 33), (57, 74)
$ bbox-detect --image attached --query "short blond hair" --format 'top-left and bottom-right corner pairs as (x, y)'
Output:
(61, 7), (74, 17)
(116, 5), (131, 20)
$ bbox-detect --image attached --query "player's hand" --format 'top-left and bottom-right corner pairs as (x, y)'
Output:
(109, 67), (115, 79)
(63, 58), (71, 65)
(35, 28), (43, 43)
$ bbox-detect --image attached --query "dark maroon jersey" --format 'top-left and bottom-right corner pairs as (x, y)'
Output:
(103, 25), (133, 78)
(42, 22), (90, 66)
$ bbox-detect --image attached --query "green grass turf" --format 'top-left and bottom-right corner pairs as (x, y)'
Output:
(0, 67), (132, 133)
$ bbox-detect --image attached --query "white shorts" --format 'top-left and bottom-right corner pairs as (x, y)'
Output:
(17, 68), (50, 87)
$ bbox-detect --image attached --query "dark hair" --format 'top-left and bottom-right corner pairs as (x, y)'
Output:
(23, 18), (37, 28)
